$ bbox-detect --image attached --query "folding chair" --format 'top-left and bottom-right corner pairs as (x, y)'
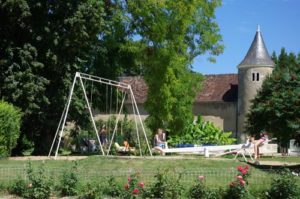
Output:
(234, 140), (254, 162)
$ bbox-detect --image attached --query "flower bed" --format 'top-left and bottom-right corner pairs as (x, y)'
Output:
(2, 162), (299, 199)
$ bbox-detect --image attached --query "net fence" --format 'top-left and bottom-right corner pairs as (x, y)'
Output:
(0, 166), (299, 189)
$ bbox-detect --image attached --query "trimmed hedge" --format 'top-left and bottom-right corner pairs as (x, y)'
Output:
(0, 101), (22, 157)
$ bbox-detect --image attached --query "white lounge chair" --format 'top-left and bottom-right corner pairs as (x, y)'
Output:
(234, 140), (254, 162)
(234, 138), (277, 162)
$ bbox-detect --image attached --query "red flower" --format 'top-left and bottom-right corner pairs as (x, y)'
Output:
(132, 188), (139, 194)
(128, 177), (132, 182)
(124, 184), (129, 190)
(198, 175), (205, 181)
(138, 182), (145, 189)
(240, 180), (246, 186)
(237, 166), (243, 172)
(237, 175), (243, 180)
(241, 170), (248, 175)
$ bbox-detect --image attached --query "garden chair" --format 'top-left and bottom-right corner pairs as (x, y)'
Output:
(234, 139), (254, 162)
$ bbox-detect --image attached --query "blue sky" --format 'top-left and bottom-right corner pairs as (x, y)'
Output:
(192, 0), (300, 74)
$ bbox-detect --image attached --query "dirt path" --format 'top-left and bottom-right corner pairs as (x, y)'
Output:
(8, 156), (88, 161)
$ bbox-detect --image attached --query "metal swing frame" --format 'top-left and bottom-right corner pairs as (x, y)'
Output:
(48, 72), (152, 159)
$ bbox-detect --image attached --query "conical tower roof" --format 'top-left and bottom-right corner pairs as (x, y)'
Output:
(238, 27), (274, 68)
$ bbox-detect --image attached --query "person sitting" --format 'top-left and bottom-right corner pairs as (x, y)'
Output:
(123, 140), (130, 151)
(251, 132), (268, 160)
(153, 128), (167, 155)
(114, 141), (135, 153)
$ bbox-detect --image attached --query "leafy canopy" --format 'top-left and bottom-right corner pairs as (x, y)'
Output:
(128, 0), (224, 134)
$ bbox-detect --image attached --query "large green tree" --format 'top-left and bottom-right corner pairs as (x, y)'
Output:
(0, 0), (105, 153)
(1, 0), (224, 153)
(246, 48), (300, 148)
(127, 0), (224, 134)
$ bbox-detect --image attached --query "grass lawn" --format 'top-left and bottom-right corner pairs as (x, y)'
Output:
(0, 155), (299, 195)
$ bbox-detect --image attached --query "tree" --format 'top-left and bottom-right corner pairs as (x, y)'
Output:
(127, 0), (224, 135)
(0, 0), (105, 153)
(0, 101), (22, 156)
(246, 48), (300, 149)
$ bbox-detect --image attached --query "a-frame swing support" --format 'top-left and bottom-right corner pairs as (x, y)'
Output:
(48, 72), (152, 159)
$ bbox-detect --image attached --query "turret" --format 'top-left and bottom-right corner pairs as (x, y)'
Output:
(237, 26), (274, 141)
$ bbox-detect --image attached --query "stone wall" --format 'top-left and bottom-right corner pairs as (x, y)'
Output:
(193, 102), (237, 136)
(122, 102), (237, 137)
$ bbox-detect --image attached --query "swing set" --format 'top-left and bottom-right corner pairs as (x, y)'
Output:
(48, 72), (152, 159)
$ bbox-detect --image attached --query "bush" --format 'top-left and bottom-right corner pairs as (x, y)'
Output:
(103, 176), (122, 197)
(0, 101), (22, 157)
(10, 178), (27, 196)
(266, 169), (299, 199)
(168, 115), (236, 146)
(189, 176), (223, 199)
(121, 173), (145, 199)
(223, 165), (251, 199)
(9, 162), (52, 199)
(79, 182), (104, 199)
(146, 169), (184, 199)
(59, 161), (79, 196)
(25, 162), (52, 199)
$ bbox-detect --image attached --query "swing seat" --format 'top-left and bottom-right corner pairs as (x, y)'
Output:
(114, 142), (135, 153)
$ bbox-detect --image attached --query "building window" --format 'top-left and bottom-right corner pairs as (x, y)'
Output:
(252, 72), (260, 81)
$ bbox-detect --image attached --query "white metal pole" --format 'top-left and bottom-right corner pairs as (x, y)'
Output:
(78, 76), (105, 155)
(54, 72), (78, 159)
(48, 104), (67, 157)
(129, 86), (152, 156)
(131, 96), (142, 156)
(106, 93), (126, 155)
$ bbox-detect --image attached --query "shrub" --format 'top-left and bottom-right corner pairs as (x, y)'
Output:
(189, 175), (222, 199)
(79, 182), (103, 199)
(25, 162), (52, 199)
(0, 101), (22, 157)
(266, 169), (299, 199)
(10, 178), (27, 196)
(122, 173), (145, 199)
(10, 162), (52, 199)
(224, 165), (251, 199)
(146, 169), (184, 199)
(103, 176), (122, 197)
(59, 161), (79, 196)
(168, 115), (236, 146)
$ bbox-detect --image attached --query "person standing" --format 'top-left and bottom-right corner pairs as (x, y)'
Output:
(99, 125), (108, 147)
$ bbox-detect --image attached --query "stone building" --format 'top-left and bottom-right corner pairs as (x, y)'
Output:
(121, 28), (274, 141)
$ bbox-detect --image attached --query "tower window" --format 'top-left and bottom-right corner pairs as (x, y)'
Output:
(252, 72), (260, 81)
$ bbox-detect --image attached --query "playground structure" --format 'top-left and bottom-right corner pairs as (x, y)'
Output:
(48, 72), (152, 159)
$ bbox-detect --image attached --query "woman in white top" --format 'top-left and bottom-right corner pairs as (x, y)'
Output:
(154, 128), (167, 155)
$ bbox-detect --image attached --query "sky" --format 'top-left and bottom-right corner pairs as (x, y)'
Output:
(192, 0), (300, 74)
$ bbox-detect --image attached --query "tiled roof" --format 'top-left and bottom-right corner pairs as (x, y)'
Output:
(196, 74), (238, 102)
(120, 74), (238, 103)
